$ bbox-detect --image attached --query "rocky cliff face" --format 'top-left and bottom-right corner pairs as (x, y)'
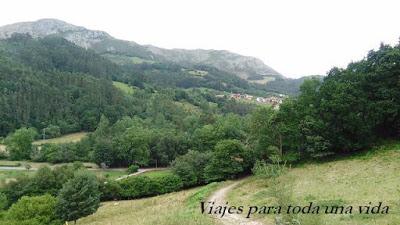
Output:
(0, 19), (111, 49)
(0, 19), (282, 81)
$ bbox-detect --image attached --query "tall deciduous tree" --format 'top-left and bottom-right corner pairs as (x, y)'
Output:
(5, 127), (37, 160)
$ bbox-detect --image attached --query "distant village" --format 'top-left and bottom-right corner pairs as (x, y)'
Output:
(216, 93), (287, 108)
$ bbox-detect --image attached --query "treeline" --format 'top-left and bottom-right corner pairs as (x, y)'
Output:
(259, 43), (400, 159)
(160, 42), (400, 190)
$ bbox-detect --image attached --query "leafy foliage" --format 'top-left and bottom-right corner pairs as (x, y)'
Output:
(204, 139), (250, 182)
(5, 127), (37, 160)
(5, 194), (61, 225)
(55, 171), (100, 223)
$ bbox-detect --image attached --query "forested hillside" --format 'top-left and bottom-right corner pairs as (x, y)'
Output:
(0, 19), (307, 95)
(0, 34), (134, 136)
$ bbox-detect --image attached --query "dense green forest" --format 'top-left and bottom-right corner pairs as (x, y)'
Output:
(0, 34), (399, 225)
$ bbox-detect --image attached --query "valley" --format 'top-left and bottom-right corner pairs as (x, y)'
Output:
(0, 17), (398, 225)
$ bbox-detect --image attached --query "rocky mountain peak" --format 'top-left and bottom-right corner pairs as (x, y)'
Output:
(0, 19), (283, 79)
(0, 18), (111, 48)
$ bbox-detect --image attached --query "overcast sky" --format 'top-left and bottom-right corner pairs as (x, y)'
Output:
(1, 0), (399, 78)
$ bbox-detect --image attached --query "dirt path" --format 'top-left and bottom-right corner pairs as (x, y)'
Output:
(207, 181), (265, 225)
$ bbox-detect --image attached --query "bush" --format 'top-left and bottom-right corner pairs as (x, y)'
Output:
(127, 165), (139, 174)
(6, 194), (62, 225)
(41, 125), (61, 139)
(204, 139), (250, 182)
(119, 174), (183, 199)
(98, 179), (122, 201)
(171, 150), (211, 187)
(119, 176), (158, 199)
(153, 174), (183, 194)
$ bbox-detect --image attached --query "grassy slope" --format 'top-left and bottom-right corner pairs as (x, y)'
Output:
(77, 182), (222, 225)
(33, 132), (88, 145)
(227, 141), (400, 225)
(140, 169), (172, 178)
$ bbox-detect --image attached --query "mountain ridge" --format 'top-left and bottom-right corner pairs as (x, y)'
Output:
(0, 18), (283, 82)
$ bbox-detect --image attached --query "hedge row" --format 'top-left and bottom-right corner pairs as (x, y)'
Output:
(100, 174), (183, 201)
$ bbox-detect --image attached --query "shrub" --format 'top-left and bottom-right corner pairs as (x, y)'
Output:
(98, 179), (122, 201)
(204, 139), (250, 182)
(41, 125), (61, 139)
(6, 194), (62, 225)
(119, 174), (183, 199)
(119, 176), (159, 199)
(127, 165), (139, 174)
(171, 150), (211, 187)
(154, 174), (183, 194)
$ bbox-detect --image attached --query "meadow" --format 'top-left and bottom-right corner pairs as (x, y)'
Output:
(140, 169), (172, 178)
(226, 141), (400, 225)
(33, 132), (88, 145)
(77, 182), (222, 225)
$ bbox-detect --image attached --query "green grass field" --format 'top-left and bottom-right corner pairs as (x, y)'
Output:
(226, 141), (400, 225)
(33, 132), (88, 145)
(77, 182), (221, 225)
(140, 169), (172, 178)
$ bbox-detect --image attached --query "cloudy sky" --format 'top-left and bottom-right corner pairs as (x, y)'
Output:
(1, 0), (399, 78)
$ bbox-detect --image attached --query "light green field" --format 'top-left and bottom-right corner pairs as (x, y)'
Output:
(33, 132), (88, 145)
(140, 169), (172, 178)
(77, 182), (221, 225)
(113, 81), (135, 95)
(227, 141), (400, 225)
